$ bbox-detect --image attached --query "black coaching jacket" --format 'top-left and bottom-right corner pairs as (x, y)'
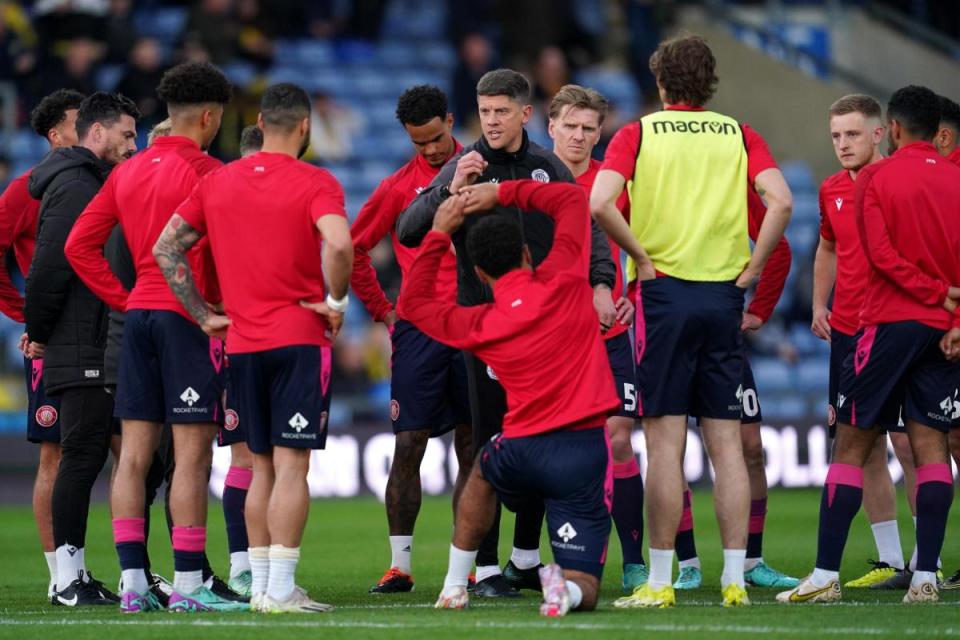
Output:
(25, 146), (113, 395)
(397, 130), (616, 306)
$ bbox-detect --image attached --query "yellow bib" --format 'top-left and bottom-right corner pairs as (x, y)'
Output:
(625, 109), (751, 282)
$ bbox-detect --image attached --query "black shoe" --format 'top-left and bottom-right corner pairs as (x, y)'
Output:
(942, 569), (960, 590)
(54, 579), (116, 606)
(503, 560), (543, 592)
(472, 574), (521, 598)
(369, 568), (415, 594)
(148, 574), (173, 607)
(85, 572), (121, 603)
(208, 574), (250, 603)
(870, 568), (912, 590)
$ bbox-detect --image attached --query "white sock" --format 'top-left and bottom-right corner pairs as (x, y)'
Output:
(249, 546), (269, 596)
(648, 548), (674, 589)
(44, 551), (57, 587)
(56, 545), (83, 588)
(230, 551), (251, 579)
(912, 570), (937, 587)
(678, 557), (701, 570)
(871, 520), (904, 570)
(389, 535), (413, 574)
(267, 545), (299, 602)
(444, 545), (478, 589)
(173, 570), (203, 594)
(475, 564), (501, 583)
(122, 569), (149, 594)
(810, 567), (839, 587)
(510, 547), (541, 570)
(78, 547), (88, 581)
(565, 580), (583, 608)
(744, 557), (761, 572)
(721, 549), (746, 588)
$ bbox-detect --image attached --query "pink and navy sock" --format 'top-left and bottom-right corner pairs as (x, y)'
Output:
(172, 526), (206, 576)
(747, 498), (767, 559)
(914, 463), (953, 573)
(612, 459), (645, 565)
(815, 463), (863, 571)
(674, 489), (698, 562)
(223, 467), (252, 555)
(114, 518), (147, 574)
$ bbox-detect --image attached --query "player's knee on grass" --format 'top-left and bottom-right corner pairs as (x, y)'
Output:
(608, 416), (635, 463)
(564, 570), (600, 611)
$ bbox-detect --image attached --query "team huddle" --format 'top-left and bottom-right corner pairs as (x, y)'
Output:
(3, 32), (960, 616)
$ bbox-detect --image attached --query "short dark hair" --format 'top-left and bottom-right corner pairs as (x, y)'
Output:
(466, 215), (523, 278)
(829, 94), (882, 120)
(649, 35), (718, 107)
(76, 92), (140, 140)
(887, 85), (940, 141)
(476, 69), (530, 104)
(156, 61), (232, 107)
(260, 83), (311, 131)
(239, 125), (263, 155)
(29, 89), (85, 138)
(396, 85), (448, 127)
(940, 95), (960, 131)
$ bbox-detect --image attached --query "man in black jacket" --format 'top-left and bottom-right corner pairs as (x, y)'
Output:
(25, 92), (139, 607)
(398, 69), (617, 597)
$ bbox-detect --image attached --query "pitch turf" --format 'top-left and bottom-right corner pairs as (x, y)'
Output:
(1, 488), (959, 639)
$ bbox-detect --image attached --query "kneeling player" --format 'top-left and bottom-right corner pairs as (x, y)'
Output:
(155, 83), (352, 612)
(399, 180), (617, 616)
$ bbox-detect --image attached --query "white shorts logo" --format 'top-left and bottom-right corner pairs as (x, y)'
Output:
(557, 522), (577, 543)
(531, 168), (550, 183)
(289, 412), (309, 432)
(180, 387), (200, 406)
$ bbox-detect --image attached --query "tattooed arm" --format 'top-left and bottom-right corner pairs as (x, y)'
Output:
(153, 214), (229, 338)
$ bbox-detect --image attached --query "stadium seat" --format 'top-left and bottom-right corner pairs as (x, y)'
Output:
(133, 7), (188, 45)
(95, 64), (124, 92)
(751, 357), (793, 392)
(795, 357), (827, 392)
(780, 161), (816, 193)
(760, 394), (809, 421)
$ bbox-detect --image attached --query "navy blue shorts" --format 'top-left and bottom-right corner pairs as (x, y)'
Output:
(480, 426), (612, 578)
(390, 320), (470, 436)
(228, 345), (332, 454)
(218, 357), (245, 447)
(636, 277), (745, 419)
(831, 327), (904, 434)
(24, 358), (61, 443)
(837, 321), (960, 433)
(114, 309), (225, 425)
(605, 331), (638, 419)
(740, 357), (762, 425)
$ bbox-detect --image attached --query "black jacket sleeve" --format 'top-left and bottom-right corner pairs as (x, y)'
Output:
(396, 152), (462, 248)
(588, 220), (616, 290)
(25, 177), (98, 343)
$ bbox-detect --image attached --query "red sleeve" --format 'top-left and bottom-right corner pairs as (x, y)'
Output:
(818, 183), (835, 241)
(174, 179), (221, 305)
(0, 176), (29, 321)
(309, 172), (347, 224)
(497, 180), (589, 279)
(600, 123), (641, 181)
(745, 188), (791, 322)
(349, 179), (399, 322)
(396, 230), (486, 349)
(175, 179), (208, 235)
(856, 166), (948, 306)
(64, 175), (129, 312)
(741, 124), (778, 184)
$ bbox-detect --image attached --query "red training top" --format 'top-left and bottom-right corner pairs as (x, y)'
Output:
(577, 159), (630, 341)
(855, 142), (960, 330)
(65, 136), (222, 316)
(398, 180), (619, 438)
(176, 151), (347, 353)
(818, 169), (868, 336)
(350, 143), (461, 322)
(948, 147), (960, 167)
(0, 172), (39, 321)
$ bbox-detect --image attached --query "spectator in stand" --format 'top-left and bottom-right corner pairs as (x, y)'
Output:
(103, 0), (138, 64)
(33, 0), (108, 51)
(308, 92), (364, 164)
(183, 0), (238, 65)
(39, 38), (100, 99)
(0, 3), (37, 84)
(236, 0), (275, 69)
(116, 38), (167, 128)
(452, 33), (494, 134)
(532, 47), (571, 119)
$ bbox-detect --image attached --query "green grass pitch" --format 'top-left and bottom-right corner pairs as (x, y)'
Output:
(1, 488), (959, 639)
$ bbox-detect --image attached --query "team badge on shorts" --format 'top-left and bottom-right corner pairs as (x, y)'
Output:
(36, 405), (58, 428)
(390, 399), (400, 422)
(224, 409), (239, 431)
(531, 168), (550, 183)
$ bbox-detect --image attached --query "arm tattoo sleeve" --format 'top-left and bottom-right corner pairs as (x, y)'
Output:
(154, 214), (209, 325)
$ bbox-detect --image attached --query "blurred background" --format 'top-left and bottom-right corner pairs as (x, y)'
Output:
(0, 0), (958, 498)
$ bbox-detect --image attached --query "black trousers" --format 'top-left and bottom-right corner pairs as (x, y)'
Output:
(52, 387), (114, 549)
(463, 353), (545, 567)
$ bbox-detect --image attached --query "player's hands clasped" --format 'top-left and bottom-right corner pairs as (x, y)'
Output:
(460, 182), (500, 213)
(449, 151), (487, 194)
(941, 327), (960, 362)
